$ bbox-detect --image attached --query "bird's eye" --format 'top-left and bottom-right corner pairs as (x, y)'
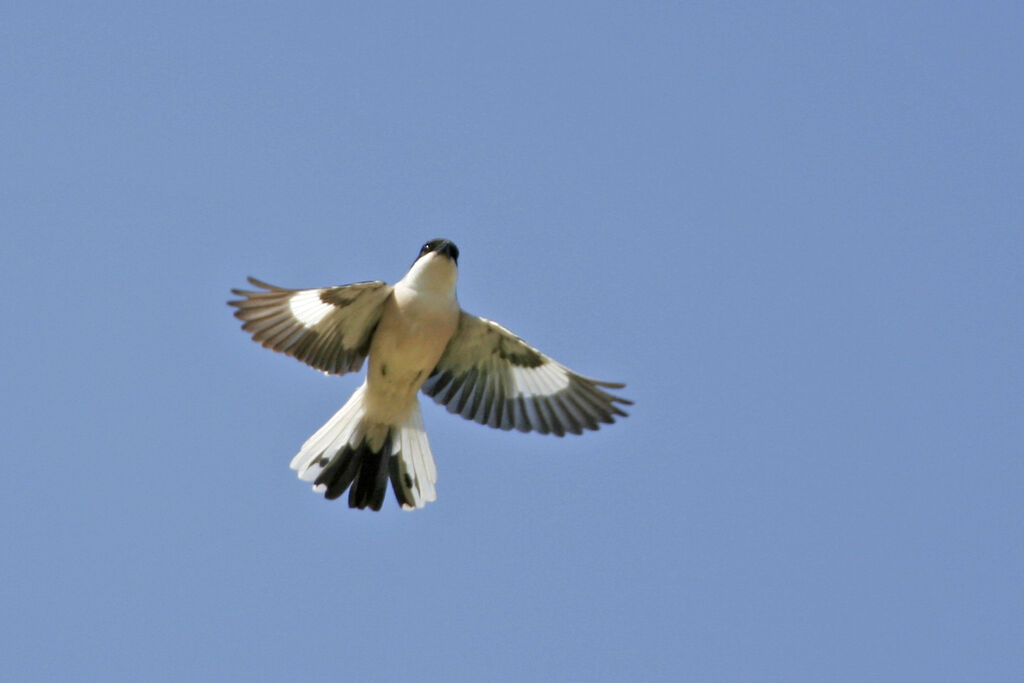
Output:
(420, 243), (431, 253)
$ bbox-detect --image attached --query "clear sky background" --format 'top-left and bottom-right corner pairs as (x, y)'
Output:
(3, 2), (1021, 681)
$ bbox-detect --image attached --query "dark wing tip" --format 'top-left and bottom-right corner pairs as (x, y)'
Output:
(590, 379), (627, 389)
(245, 276), (280, 290)
(579, 377), (632, 405)
(229, 277), (276, 303)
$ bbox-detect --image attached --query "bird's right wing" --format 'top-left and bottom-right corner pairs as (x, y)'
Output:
(421, 312), (632, 436)
(229, 277), (392, 375)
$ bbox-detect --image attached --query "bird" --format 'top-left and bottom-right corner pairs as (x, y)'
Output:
(229, 239), (631, 511)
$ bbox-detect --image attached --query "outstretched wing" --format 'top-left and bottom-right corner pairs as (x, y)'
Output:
(421, 312), (632, 436)
(229, 277), (392, 375)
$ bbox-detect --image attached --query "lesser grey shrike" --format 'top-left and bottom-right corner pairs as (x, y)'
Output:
(230, 239), (631, 510)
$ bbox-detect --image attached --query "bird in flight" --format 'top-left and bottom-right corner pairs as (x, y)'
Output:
(229, 239), (631, 511)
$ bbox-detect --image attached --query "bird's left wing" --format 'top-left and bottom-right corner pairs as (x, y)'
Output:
(229, 277), (392, 375)
(421, 312), (632, 436)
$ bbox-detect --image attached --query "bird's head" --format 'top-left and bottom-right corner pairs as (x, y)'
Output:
(416, 238), (459, 265)
(402, 238), (460, 293)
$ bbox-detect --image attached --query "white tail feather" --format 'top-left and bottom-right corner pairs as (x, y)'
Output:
(397, 403), (437, 507)
(290, 384), (369, 480)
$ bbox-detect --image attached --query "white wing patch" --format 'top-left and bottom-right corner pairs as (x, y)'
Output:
(511, 363), (570, 397)
(288, 289), (332, 328)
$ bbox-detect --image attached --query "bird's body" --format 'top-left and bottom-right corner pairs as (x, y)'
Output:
(230, 239), (631, 510)
(363, 253), (459, 426)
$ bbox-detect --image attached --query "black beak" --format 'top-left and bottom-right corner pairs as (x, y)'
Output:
(436, 240), (459, 264)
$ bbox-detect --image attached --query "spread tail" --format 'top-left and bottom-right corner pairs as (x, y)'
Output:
(290, 384), (438, 510)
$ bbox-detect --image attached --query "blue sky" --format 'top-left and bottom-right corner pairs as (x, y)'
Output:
(2, 2), (1021, 681)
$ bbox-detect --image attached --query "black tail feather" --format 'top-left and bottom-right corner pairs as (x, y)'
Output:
(311, 432), (415, 511)
(317, 433), (390, 511)
(315, 446), (361, 500)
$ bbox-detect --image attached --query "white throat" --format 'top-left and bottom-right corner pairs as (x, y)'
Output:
(398, 252), (458, 295)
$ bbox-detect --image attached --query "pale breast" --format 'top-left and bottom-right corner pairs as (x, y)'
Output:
(363, 288), (459, 422)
